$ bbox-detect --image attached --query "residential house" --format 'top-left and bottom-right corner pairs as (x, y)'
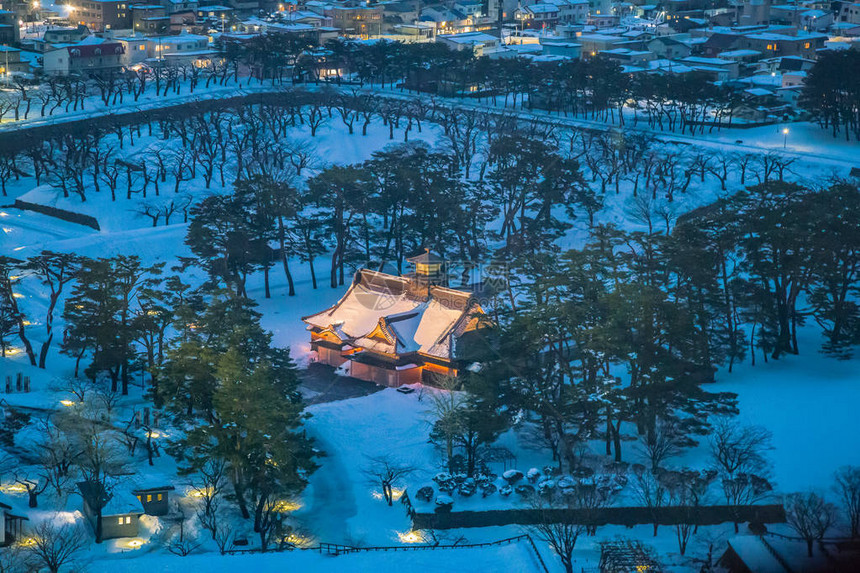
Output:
(437, 31), (500, 55)
(42, 36), (126, 74)
(679, 55), (740, 79)
(150, 33), (212, 64)
(330, 5), (383, 35)
(739, 0), (771, 27)
(39, 24), (92, 47)
(601, 48), (655, 67)
(515, 3), (560, 30)
(576, 33), (632, 57)
(163, 0), (198, 14)
(740, 31), (826, 58)
(544, 0), (588, 24)
(131, 4), (169, 34)
(586, 14), (620, 28)
(839, 1), (860, 25)
(196, 4), (232, 21)
(0, 9), (20, 44)
(540, 39), (582, 58)
(0, 46), (34, 74)
(647, 35), (693, 58)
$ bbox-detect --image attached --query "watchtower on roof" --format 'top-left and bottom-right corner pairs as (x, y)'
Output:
(406, 248), (447, 287)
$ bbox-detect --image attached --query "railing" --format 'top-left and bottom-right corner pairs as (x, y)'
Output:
(222, 533), (548, 571)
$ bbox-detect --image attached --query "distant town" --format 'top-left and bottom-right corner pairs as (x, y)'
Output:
(0, 0), (855, 123)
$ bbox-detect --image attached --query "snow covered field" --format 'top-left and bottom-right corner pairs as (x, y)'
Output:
(1, 96), (859, 572)
(83, 540), (548, 573)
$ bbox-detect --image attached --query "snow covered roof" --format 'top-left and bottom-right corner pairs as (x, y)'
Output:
(524, 4), (560, 14)
(720, 49), (761, 57)
(406, 249), (445, 265)
(78, 482), (143, 516)
(680, 56), (734, 65)
(302, 269), (486, 360)
(438, 32), (498, 45)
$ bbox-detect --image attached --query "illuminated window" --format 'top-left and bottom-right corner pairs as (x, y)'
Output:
(125, 516), (132, 524)
(804, 42), (810, 48)
(117, 517), (123, 525)
(146, 495), (152, 502)
(157, 494), (163, 501)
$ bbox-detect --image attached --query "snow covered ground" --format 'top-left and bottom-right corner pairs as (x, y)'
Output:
(83, 540), (548, 573)
(1, 96), (859, 572)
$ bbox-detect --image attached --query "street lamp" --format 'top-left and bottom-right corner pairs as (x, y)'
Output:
(782, 127), (789, 149)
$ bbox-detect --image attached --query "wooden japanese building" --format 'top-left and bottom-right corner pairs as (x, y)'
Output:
(132, 485), (175, 517)
(77, 481), (143, 540)
(302, 251), (491, 387)
(0, 496), (27, 547)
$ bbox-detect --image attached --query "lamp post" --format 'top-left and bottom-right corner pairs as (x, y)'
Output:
(782, 127), (789, 149)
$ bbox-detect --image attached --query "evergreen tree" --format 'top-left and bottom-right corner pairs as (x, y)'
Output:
(62, 256), (163, 393)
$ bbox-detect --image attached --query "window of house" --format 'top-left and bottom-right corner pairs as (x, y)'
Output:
(125, 516), (132, 524)
(157, 493), (163, 501)
(804, 42), (810, 49)
(146, 494), (152, 502)
(117, 517), (123, 525)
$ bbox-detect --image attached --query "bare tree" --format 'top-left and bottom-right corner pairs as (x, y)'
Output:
(214, 522), (234, 554)
(664, 473), (698, 556)
(526, 491), (586, 573)
(70, 417), (126, 543)
(167, 534), (200, 557)
(24, 520), (88, 573)
(711, 421), (773, 534)
(33, 418), (78, 500)
(14, 476), (48, 508)
(636, 420), (682, 472)
(0, 542), (27, 573)
(62, 376), (94, 402)
(192, 459), (227, 540)
(363, 456), (415, 506)
(784, 492), (837, 557)
(632, 468), (667, 537)
(834, 466), (860, 538)
(93, 382), (122, 422)
(710, 418), (772, 478)
(305, 103), (327, 137)
(284, 138), (318, 176)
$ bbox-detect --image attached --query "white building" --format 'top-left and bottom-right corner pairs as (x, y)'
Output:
(42, 36), (126, 75)
(118, 33), (213, 67)
(437, 31), (500, 55)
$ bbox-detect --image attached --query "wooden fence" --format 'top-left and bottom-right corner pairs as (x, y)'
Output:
(412, 503), (786, 530)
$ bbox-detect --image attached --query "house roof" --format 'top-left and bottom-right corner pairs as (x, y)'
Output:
(302, 269), (486, 360)
(406, 249), (444, 265)
(77, 481), (143, 516)
(132, 485), (176, 494)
